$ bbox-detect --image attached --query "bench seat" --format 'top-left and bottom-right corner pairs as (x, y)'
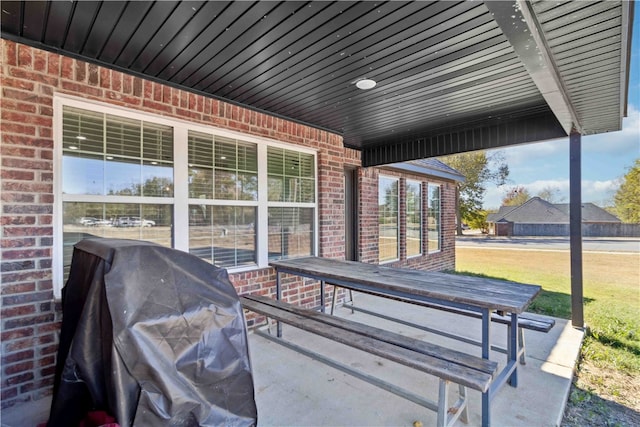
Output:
(241, 294), (498, 427)
(333, 289), (554, 363)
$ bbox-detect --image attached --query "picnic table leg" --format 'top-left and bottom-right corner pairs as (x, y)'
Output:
(508, 312), (519, 386)
(276, 271), (282, 338)
(482, 391), (490, 427)
(320, 280), (326, 313)
(481, 308), (491, 427)
(481, 308), (490, 359)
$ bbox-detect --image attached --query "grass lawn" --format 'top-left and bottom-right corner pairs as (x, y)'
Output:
(455, 247), (640, 415)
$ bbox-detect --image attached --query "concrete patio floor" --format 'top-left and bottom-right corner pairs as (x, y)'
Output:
(1, 292), (583, 427)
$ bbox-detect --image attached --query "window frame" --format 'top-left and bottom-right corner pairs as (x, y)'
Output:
(405, 179), (423, 258)
(427, 183), (442, 253)
(378, 175), (399, 264)
(53, 95), (318, 298)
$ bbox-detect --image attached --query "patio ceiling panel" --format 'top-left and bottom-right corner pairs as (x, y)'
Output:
(531, 0), (632, 135)
(0, 1), (632, 167)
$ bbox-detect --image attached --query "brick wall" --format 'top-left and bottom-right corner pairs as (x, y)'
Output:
(0, 39), (359, 409)
(358, 166), (457, 271)
(0, 38), (457, 409)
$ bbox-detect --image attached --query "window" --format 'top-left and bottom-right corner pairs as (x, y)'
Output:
(60, 106), (174, 280)
(188, 131), (258, 268)
(378, 176), (399, 262)
(428, 184), (441, 252)
(55, 98), (317, 296)
(267, 147), (315, 260)
(406, 180), (422, 257)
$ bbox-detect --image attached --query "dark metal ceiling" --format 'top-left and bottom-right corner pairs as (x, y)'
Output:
(1, 1), (633, 166)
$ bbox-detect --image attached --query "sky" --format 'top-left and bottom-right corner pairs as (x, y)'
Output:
(482, 6), (640, 210)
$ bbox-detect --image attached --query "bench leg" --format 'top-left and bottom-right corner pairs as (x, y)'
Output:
(437, 379), (448, 427)
(437, 380), (469, 427)
(330, 287), (355, 315)
(331, 285), (337, 315)
(519, 327), (526, 365)
(458, 384), (469, 424)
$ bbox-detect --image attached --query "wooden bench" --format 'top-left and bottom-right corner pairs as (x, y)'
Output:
(241, 294), (498, 427)
(333, 289), (554, 364)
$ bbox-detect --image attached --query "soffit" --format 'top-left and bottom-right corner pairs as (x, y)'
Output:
(0, 1), (632, 166)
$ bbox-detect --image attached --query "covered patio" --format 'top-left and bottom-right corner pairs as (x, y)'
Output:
(0, 0), (632, 423)
(1, 0), (633, 328)
(2, 292), (583, 426)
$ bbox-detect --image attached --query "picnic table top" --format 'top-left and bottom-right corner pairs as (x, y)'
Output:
(270, 257), (541, 314)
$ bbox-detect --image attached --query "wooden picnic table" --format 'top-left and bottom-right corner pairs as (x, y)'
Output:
(269, 256), (542, 426)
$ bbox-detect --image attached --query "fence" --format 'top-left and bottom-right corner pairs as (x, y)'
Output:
(511, 223), (640, 237)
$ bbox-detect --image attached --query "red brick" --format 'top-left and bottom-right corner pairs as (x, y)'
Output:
(37, 356), (55, 368)
(60, 80), (103, 97)
(133, 77), (143, 97)
(142, 99), (172, 113)
(5, 372), (36, 388)
(47, 52), (60, 75)
(75, 61), (86, 81)
(2, 181), (52, 193)
(39, 344), (58, 356)
(3, 40), (17, 65)
(0, 328), (34, 342)
(0, 215), (38, 227)
(1, 76), (35, 91)
(2, 204), (52, 215)
(40, 365), (56, 377)
(17, 45), (32, 67)
(36, 322), (62, 334)
(1, 350), (34, 366)
(4, 226), (53, 237)
(4, 361), (34, 376)
(1, 305), (37, 319)
(60, 56), (74, 79)
(4, 314), (55, 330)
(1, 192), (36, 203)
(9, 67), (59, 86)
(3, 156), (51, 171)
(0, 122), (37, 136)
(99, 68), (110, 88)
(2, 134), (51, 148)
(119, 73), (128, 93)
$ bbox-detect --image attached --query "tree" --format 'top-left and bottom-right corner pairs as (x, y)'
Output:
(440, 151), (509, 234)
(467, 209), (489, 234)
(614, 159), (640, 223)
(502, 185), (531, 206)
(537, 186), (565, 203)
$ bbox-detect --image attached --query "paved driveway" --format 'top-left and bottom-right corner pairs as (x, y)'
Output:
(456, 235), (640, 254)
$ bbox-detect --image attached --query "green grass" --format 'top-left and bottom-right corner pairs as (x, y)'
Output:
(455, 248), (640, 376)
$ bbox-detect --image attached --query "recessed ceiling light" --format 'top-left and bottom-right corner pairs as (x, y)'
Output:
(69, 145), (78, 150)
(76, 135), (86, 140)
(355, 78), (376, 90)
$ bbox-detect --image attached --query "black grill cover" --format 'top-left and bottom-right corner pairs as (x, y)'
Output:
(48, 238), (257, 427)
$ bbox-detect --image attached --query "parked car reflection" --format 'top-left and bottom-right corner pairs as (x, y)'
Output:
(115, 216), (155, 227)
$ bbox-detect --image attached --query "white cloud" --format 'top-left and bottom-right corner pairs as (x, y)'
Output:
(581, 179), (621, 206)
(583, 105), (640, 156)
(482, 178), (620, 209)
(492, 139), (568, 170)
(481, 104), (637, 209)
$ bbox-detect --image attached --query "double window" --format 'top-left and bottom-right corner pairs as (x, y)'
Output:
(55, 98), (317, 295)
